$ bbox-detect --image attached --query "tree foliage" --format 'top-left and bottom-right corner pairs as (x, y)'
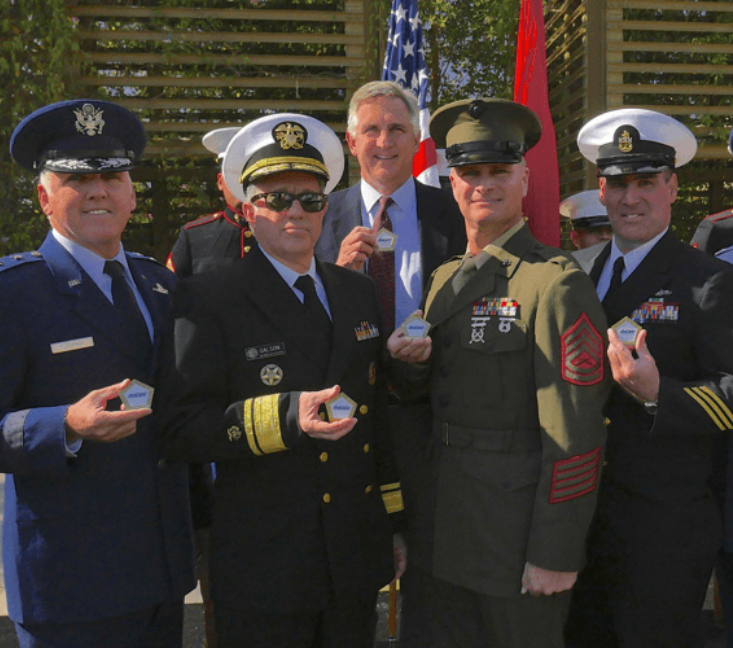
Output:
(421, 0), (519, 108)
(0, 0), (88, 255)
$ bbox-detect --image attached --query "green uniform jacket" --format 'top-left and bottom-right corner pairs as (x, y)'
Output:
(393, 224), (610, 597)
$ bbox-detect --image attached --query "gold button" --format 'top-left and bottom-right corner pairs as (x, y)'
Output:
(244, 246), (251, 253)
(604, 417), (611, 426)
(365, 485), (373, 494)
(323, 493), (331, 504)
(320, 452), (329, 463)
(320, 412), (327, 420)
(245, 230), (253, 238)
(363, 443), (370, 453)
(359, 405), (368, 415)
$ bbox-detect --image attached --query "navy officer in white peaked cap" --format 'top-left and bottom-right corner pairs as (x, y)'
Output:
(565, 108), (733, 648)
(159, 112), (404, 648)
(1, 100), (195, 648)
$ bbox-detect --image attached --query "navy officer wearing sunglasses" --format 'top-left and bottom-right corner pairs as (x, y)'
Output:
(159, 113), (404, 648)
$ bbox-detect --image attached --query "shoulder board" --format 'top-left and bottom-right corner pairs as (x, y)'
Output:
(127, 251), (165, 267)
(183, 212), (225, 230)
(0, 251), (45, 273)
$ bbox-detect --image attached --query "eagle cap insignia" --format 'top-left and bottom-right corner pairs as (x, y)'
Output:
(618, 129), (633, 153)
(73, 103), (105, 136)
(273, 122), (306, 150)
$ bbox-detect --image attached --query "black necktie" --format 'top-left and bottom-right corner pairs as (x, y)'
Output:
(294, 275), (332, 372)
(104, 260), (152, 366)
(604, 256), (626, 302)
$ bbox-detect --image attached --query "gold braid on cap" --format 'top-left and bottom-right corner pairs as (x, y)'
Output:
(239, 156), (329, 184)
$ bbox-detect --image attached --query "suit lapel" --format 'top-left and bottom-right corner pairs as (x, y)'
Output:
(589, 242), (611, 286)
(40, 234), (142, 365)
(318, 261), (361, 384)
(415, 181), (460, 290)
(128, 256), (170, 372)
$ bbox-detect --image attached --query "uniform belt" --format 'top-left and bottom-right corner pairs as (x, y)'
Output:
(441, 422), (538, 453)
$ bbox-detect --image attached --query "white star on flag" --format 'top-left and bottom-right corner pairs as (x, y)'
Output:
(382, 0), (440, 187)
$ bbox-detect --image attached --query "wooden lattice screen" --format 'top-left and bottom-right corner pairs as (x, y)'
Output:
(64, 0), (381, 259)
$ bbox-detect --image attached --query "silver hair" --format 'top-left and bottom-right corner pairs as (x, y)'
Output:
(347, 81), (420, 138)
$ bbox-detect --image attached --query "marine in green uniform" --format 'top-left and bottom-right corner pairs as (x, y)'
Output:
(388, 98), (610, 648)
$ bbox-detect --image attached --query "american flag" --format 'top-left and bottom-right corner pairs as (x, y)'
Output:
(381, 0), (440, 188)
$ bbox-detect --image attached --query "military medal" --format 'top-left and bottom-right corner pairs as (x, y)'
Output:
(120, 379), (154, 410)
(375, 228), (397, 252)
(325, 392), (358, 420)
(612, 316), (643, 348)
(402, 313), (431, 339)
(631, 298), (679, 324)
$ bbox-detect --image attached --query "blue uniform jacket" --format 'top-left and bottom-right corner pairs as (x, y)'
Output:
(0, 233), (195, 624)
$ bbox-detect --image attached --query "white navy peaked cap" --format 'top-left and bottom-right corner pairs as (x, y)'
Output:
(222, 113), (344, 204)
(202, 127), (241, 159)
(560, 190), (610, 229)
(578, 108), (696, 177)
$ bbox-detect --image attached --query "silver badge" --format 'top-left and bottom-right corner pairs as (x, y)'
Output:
(74, 103), (105, 136)
(260, 364), (283, 386)
(470, 316), (491, 344)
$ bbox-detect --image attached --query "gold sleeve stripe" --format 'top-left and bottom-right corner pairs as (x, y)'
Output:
(684, 387), (733, 431)
(243, 398), (264, 455)
(252, 394), (288, 454)
(700, 386), (733, 429)
(380, 482), (404, 514)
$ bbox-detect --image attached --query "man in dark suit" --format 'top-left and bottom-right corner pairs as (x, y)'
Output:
(314, 79), (466, 648)
(160, 112), (403, 648)
(0, 100), (195, 648)
(166, 126), (254, 276)
(565, 108), (733, 648)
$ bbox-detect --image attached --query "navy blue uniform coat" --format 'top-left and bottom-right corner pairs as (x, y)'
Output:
(159, 243), (397, 621)
(0, 233), (195, 625)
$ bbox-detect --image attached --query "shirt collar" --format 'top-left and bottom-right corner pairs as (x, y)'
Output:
(360, 177), (416, 218)
(609, 227), (668, 277)
(259, 246), (321, 290)
(52, 228), (130, 278)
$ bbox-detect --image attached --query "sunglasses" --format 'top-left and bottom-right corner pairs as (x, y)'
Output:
(251, 191), (328, 213)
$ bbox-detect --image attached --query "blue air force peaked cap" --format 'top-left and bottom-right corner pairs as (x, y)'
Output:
(10, 100), (146, 173)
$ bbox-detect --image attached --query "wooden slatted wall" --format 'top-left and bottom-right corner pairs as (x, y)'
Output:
(64, 0), (380, 259)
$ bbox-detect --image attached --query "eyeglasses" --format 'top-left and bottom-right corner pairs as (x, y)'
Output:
(250, 191), (328, 213)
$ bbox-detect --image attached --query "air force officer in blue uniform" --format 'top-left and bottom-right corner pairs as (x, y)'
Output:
(0, 100), (195, 648)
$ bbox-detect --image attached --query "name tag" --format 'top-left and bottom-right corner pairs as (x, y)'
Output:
(50, 337), (95, 355)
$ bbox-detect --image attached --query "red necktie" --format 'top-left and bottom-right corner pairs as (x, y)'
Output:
(368, 196), (396, 335)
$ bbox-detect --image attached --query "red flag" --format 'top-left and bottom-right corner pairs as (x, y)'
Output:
(514, 0), (560, 247)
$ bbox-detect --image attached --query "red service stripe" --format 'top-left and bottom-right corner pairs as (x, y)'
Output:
(549, 476), (597, 504)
